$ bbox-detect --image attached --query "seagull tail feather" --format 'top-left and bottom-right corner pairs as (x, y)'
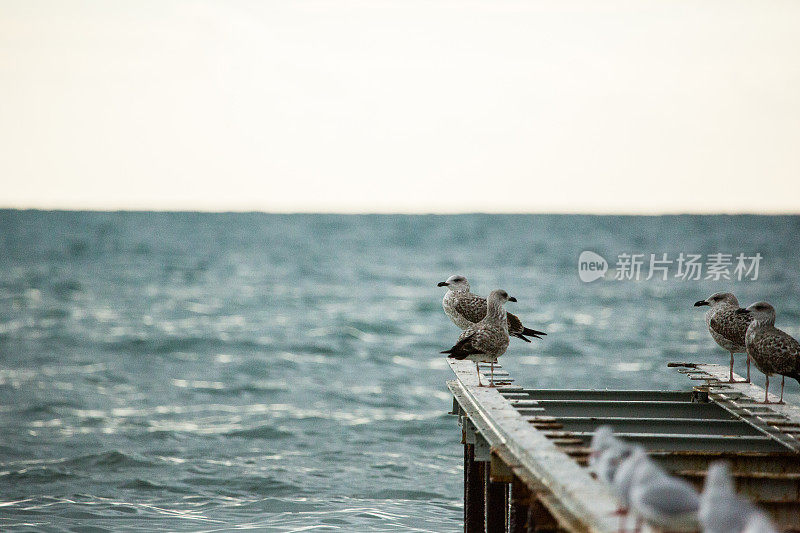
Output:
(442, 349), (469, 360)
(522, 327), (546, 337)
(511, 332), (533, 343)
(442, 334), (480, 359)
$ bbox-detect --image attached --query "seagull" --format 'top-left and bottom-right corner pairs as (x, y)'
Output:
(594, 444), (634, 486)
(590, 427), (637, 528)
(737, 302), (800, 403)
(610, 445), (649, 512)
(628, 449), (700, 532)
(597, 444), (637, 530)
(742, 511), (780, 533)
(699, 461), (758, 533)
(695, 292), (753, 382)
(441, 289), (515, 387)
(590, 426), (634, 483)
(589, 425), (619, 469)
(437, 275), (546, 342)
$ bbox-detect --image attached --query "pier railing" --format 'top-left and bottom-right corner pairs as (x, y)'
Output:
(447, 360), (800, 533)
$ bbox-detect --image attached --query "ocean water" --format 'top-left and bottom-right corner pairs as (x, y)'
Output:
(1, 211), (799, 532)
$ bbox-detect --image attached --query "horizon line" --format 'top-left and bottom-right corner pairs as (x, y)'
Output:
(2, 207), (799, 216)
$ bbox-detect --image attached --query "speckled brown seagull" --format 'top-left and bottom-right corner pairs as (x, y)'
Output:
(441, 289), (514, 387)
(737, 302), (800, 404)
(694, 292), (753, 383)
(437, 275), (546, 342)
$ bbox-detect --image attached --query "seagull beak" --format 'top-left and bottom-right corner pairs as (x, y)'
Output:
(736, 308), (750, 315)
(508, 296), (517, 302)
(694, 300), (709, 307)
(437, 281), (448, 287)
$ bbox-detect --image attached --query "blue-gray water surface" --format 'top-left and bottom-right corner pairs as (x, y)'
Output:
(1, 211), (799, 532)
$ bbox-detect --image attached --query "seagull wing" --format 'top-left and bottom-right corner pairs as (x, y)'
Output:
(441, 333), (484, 360)
(709, 305), (751, 346)
(762, 329), (800, 376)
(452, 293), (487, 324)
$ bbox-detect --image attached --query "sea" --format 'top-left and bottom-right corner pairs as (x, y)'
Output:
(1, 211), (799, 532)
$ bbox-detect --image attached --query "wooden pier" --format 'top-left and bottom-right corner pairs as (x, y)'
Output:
(447, 360), (800, 532)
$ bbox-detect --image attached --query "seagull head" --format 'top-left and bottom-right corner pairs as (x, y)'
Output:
(488, 289), (516, 304)
(737, 301), (775, 325)
(437, 274), (470, 292)
(703, 461), (734, 498)
(590, 425), (617, 457)
(627, 448), (661, 490)
(694, 292), (739, 308)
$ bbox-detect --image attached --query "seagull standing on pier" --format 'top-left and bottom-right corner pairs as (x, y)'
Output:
(590, 426), (637, 527)
(743, 511), (780, 533)
(694, 292), (753, 383)
(437, 275), (546, 342)
(737, 302), (800, 403)
(611, 446), (648, 515)
(590, 427), (635, 487)
(627, 449), (700, 532)
(699, 461), (759, 533)
(441, 289), (515, 387)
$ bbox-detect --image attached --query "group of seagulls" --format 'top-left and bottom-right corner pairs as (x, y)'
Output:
(696, 292), (800, 403)
(437, 275), (546, 387)
(436, 281), (800, 402)
(590, 426), (778, 533)
(436, 279), (798, 531)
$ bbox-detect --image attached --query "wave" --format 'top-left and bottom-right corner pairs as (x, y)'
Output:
(0, 465), (74, 482)
(183, 475), (302, 497)
(64, 451), (154, 469)
(354, 488), (450, 501)
(119, 478), (189, 494)
(223, 425), (293, 439)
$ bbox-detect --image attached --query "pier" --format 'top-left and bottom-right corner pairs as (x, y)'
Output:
(447, 360), (800, 532)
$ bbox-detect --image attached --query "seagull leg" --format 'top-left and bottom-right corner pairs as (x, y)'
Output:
(728, 352), (749, 383)
(488, 362), (496, 388)
(612, 507), (627, 533)
(763, 375), (771, 404)
(729, 352), (735, 382)
(475, 362), (484, 387)
(779, 376), (785, 404)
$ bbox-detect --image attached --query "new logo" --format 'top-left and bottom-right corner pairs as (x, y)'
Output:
(578, 251), (608, 283)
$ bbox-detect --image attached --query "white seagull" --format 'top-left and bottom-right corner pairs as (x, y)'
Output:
(628, 449), (700, 532)
(742, 511), (780, 533)
(699, 461), (758, 533)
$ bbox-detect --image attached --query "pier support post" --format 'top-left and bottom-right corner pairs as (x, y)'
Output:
(527, 496), (559, 532)
(464, 443), (485, 533)
(484, 463), (506, 533)
(508, 478), (531, 533)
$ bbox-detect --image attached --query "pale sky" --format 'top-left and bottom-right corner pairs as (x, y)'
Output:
(2, 1), (799, 213)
